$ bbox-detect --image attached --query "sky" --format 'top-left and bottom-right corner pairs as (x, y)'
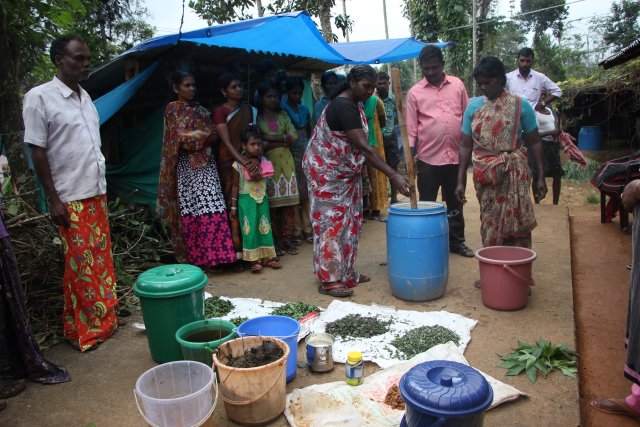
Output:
(145, 0), (614, 43)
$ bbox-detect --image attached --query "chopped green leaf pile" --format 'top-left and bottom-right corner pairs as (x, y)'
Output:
(498, 339), (578, 383)
(325, 314), (392, 339)
(229, 316), (248, 326)
(391, 325), (460, 359)
(204, 297), (234, 318)
(270, 302), (320, 319)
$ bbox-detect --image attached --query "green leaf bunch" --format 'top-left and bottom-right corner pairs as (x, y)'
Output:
(498, 339), (578, 383)
(270, 302), (320, 319)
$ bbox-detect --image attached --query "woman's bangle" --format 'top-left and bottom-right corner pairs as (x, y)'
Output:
(231, 197), (237, 201)
(230, 207), (237, 211)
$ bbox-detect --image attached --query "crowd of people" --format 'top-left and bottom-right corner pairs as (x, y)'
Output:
(11, 31), (577, 410)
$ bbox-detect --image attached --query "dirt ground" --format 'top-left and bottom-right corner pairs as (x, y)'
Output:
(0, 175), (607, 426)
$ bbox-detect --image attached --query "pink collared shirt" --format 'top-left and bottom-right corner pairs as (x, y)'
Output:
(406, 75), (469, 166)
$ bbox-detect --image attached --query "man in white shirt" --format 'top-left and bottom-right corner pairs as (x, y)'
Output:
(22, 34), (118, 352)
(505, 47), (562, 109)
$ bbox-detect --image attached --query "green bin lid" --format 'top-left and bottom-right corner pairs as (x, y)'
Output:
(134, 264), (208, 298)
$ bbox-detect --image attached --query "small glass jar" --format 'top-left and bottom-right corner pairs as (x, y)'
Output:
(345, 351), (364, 386)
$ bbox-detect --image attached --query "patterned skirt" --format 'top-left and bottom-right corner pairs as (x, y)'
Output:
(58, 195), (118, 352)
(177, 154), (236, 266)
(265, 146), (300, 208)
(239, 195), (276, 262)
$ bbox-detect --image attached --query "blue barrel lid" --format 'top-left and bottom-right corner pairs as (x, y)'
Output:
(399, 360), (493, 417)
(133, 264), (208, 298)
(389, 201), (446, 216)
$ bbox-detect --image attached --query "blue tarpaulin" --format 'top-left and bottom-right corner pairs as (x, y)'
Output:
(93, 61), (159, 125)
(332, 39), (454, 64)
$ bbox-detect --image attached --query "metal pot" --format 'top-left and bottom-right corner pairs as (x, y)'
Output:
(305, 332), (334, 372)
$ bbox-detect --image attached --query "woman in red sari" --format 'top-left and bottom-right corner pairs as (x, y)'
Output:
(157, 71), (235, 268)
(455, 56), (546, 249)
(303, 65), (410, 297)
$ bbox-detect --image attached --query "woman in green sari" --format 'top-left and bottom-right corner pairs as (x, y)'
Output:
(363, 94), (388, 219)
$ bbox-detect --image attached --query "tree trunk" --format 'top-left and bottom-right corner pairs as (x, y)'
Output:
(0, 3), (36, 205)
(317, 2), (333, 42)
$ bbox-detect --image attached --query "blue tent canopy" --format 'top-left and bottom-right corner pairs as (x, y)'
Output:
(332, 39), (454, 64)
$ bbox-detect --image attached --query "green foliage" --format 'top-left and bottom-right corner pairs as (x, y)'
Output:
(388, 60), (417, 92)
(188, 0), (255, 25)
(533, 33), (566, 82)
(591, 0), (640, 52)
(204, 297), (235, 318)
(562, 158), (600, 181)
(498, 339), (578, 383)
(391, 325), (460, 359)
(519, 0), (568, 43)
(586, 192), (599, 204)
(270, 302), (320, 319)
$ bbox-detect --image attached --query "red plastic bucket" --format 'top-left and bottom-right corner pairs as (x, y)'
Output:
(475, 246), (536, 311)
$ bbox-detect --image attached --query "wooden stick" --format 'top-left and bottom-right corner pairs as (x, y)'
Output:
(391, 68), (418, 209)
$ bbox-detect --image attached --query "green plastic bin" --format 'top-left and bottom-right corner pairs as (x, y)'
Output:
(175, 319), (236, 365)
(134, 264), (208, 363)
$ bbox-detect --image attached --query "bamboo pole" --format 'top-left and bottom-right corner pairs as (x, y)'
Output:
(390, 68), (418, 209)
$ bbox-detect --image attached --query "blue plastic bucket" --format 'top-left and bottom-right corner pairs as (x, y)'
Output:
(386, 202), (449, 301)
(399, 360), (493, 427)
(578, 126), (601, 151)
(237, 315), (300, 382)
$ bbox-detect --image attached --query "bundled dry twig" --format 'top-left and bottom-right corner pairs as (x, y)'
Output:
(4, 185), (173, 349)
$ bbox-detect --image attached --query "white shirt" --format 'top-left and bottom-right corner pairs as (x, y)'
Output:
(535, 108), (557, 142)
(505, 69), (562, 108)
(23, 77), (106, 203)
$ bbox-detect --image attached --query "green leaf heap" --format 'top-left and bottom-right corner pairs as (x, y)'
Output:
(498, 339), (578, 383)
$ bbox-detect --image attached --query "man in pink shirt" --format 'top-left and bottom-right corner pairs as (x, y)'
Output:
(406, 45), (473, 257)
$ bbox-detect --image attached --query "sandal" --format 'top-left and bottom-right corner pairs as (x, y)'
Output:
(275, 248), (286, 257)
(233, 262), (246, 273)
(591, 398), (640, 419)
(0, 380), (26, 399)
(264, 258), (282, 269)
(283, 241), (300, 255)
(358, 274), (371, 283)
(291, 236), (303, 246)
(304, 234), (314, 244)
(450, 244), (475, 257)
(318, 283), (353, 298)
(250, 263), (263, 273)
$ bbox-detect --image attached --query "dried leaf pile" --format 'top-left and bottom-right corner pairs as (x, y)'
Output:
(391, 325), (460, 359)
(384, 384), (405, 410)
(325, 314), (392, 339)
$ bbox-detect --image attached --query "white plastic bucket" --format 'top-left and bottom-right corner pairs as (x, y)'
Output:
(134, 360), (218, 427)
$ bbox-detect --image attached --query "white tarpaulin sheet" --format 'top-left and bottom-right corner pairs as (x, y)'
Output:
(206, 297), (477, 368)
(309, 300), (477, 369)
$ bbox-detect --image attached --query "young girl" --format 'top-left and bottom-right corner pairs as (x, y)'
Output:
(256, 80), (300, 256)
(230, 127), (281, 272)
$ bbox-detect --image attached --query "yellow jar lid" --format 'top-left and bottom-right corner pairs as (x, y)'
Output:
(347, 351), (362, 363)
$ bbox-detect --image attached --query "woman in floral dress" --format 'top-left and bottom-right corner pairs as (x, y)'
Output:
(157, 71), (235, 268)
(454, 56), (547, 249)
(303, 65), (410, 297)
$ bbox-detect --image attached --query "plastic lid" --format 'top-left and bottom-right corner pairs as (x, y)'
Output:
(388, 201), (446, 216)
(347, 351), (362, 363)
(399, 360), (493, 417)
(133, 264), (208, 298)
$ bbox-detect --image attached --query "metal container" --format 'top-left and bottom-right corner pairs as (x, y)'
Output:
(305, 332), (334, 372)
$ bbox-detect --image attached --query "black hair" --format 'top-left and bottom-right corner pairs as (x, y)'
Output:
(517, 47), (534, 59)
(254, 59), (276, 76)
(472, 56), (507, 88)
(49, 34), (85, 65)
(240, 124), (262, 144)
(218, 72), (242, 90)
(329, 64), (378, 100)
(256, 79), (281, 113)
(377, 71), (390, 81)
(320, 70), (339, 92)
(418, 45), (444, 64)
(171, 70), (194, 87)
(285, 75), (304, 92)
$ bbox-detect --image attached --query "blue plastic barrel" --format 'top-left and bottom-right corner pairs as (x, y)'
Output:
(237, 315), (300, 382)
(578, 126), (601, 151)
(386, 202), (449, 301)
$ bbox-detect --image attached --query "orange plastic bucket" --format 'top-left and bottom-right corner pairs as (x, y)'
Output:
(475, 246), (536, 311)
